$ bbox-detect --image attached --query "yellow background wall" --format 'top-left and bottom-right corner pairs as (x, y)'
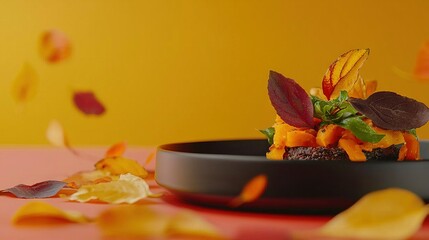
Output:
(0, 0), (428, 146)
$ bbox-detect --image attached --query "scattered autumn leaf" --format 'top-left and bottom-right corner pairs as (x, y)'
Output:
(167, 211), (223, 239)
(105, 142), (127, 158)
(39, 29), (71, 63)
(320, 188), (429, 240)
(97, 205), (223, 239)
(414, 40), (429, 81)
(230, 174), (268, 207)
(12, 63), (38, 104)
(46, 119), (67, 147)
(2, 180), (66, 199)
(95, 156), (148, 178)
(63, 170), (112, 189)
(144, 151), (156, 166)
(68, 173), (156, 204)
(322, 49), (370, 100)
(73, 91), (106, 116)
(12, 201), (89, 225)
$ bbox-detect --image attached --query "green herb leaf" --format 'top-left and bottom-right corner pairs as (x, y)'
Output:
(408, 129), (418, 138)
(259, 127), (275, 145)
(339, 117), (385, 143)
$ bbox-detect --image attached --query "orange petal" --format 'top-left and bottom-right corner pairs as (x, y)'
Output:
(230, 174), (267, 207)
(322, 49), (370, 99)
(105, 142), (127, 158)
(40, 30), (71, 63)
(12, 63), (38, 104)
(414, 40), (429, 81)
(95, 157), (148, 178)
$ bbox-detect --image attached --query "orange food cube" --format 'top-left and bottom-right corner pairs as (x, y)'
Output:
(286, 130), (317, 148)
(316, 124), (344, 147)
(403, 132), (420, 160)
(338, 138), (366, 161)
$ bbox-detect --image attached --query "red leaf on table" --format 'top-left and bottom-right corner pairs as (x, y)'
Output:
(2, 180), (66, 198)
(73, 91), (106, 116)
(39, 29), (71, 63)
(268, 71), (314, 128)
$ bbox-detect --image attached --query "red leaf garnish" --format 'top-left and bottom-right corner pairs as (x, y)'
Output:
(73, 91), (106, 116)
(2, 180), (66, 199)
(268, 71), (313, 128)
(39, 30), (71, 63)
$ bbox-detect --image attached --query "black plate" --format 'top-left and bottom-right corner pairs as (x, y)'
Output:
(155, 139), (429, 214)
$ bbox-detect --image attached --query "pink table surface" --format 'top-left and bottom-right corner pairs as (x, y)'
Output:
(1, 146), (429, 240)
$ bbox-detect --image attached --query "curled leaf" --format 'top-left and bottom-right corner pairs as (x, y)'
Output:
(73, 91), (106, 116)
(322, 49), (370, 100)
(39, 30), (71, 63)
(105, 142), (127, 158)
(230, 174), (267, 207)
(268, 71), (314, 128)
(320, 188), (429, 240)
(68, 173), (155, 204)
(12, 201), (89, 225)
(349, 91), (429, 130)
(97, 205), (222, 239)
(95, 156), (148, 178)
(12, 63), (38, 104)
(64, 170), (112, 189)
(414, 40), (429, 81)
(2, 180), (66, 199)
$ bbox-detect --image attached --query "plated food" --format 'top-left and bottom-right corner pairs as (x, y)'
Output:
(262, 49), (429, 161)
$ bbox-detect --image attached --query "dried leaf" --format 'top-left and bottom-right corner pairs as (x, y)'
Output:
(105, 142), (127, 158)
(349, 91), (429, 130)
(2, 180), (66, 198)
(12, 63), (38, 104)
(64, 170), (112, 189)
(95, 156), (148, 178)
(12, 201), (89, 225)
(39, 30), (71, 63)
(414, 40), (429, 81)
(320, 188), (429, 240)
(97, 205), (170, 237)
(73, 91), (106, 116)
(97, 205), (223, 239)
(268, 70), (314, 128)
(230, 174), (267, 207)
(167, 211), (223, 239)
(68, 173), (155, 204)
(322, 49), (370, 100)
(144, 151), (156, 166)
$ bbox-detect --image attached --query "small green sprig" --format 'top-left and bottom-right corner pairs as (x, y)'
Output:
(311, 91), (384, 143)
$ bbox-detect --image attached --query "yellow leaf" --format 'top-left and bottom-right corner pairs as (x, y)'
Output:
(230, 174), (268, 207)
(167, 211), (223, 239)
(63, 170), (112, 189)
(105, 141), (127, 158)
(12, 201), (90, 225)
(95, 156), (148, 178)
(68, 173), (155, 204)
(322, 49), (369, 99)
(97, 205), (223, 239)
(320, 188), (429, 240)
(46, 119), (68, 147)
(12, 63), (38, 104)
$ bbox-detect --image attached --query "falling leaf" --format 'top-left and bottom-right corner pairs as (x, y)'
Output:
(39, 29), (71, 63)
(68, 173), (155, 204)
(95, 156), (148, 178)
(320, 188), (429, 240)
(12, 201), (89, 225)
(322, 49), (370, 100)
(63, 170), (112, 189)
(46, 119), (67, 147)
(2, 180), (66, 199)
(73, 91), (106, 116)
(105, 142), (127, 158)
(230, 174), (267, 207)
(12, 63), (38, 104)
(97, 205), (223, 239)
(167, 211), (223, 239)
(414, 40), (429, 81)
(144, 151), (156, 166)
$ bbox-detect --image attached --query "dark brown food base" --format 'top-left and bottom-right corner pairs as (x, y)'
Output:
(284, 145), (402, 161)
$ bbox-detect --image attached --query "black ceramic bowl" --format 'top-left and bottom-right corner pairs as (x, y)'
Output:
(155, 139), (429, 213)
